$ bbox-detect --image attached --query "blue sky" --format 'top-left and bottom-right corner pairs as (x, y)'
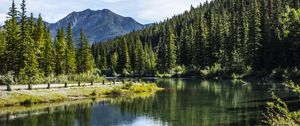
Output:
(0, 0), (206, 25)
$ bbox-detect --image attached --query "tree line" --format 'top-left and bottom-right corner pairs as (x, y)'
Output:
(0, 0), (95, 83)
(92, 0), (300, 78)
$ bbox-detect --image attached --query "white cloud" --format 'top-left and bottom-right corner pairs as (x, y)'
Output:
(137, 0), (200, 22)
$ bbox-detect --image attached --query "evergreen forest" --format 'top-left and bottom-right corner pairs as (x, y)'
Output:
(92, 0), (300, 79)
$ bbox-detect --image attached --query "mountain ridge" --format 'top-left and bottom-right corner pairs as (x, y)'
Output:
(46, 9), (145, 44)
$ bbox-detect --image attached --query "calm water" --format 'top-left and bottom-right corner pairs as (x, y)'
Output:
(0, 79), (299, 126)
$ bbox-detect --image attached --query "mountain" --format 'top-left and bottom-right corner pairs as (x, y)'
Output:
(16, 17), (50, 26)
(49, 9), (144, 43)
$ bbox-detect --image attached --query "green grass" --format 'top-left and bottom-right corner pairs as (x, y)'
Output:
(0, 82), (163, 108)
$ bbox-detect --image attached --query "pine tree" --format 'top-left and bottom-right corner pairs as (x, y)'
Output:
(156, 36), (167, 72)
(166, 31), (177, 70)
(117, 38), (130, 73)
(28, 13), (36, 37)
(111, 52), (118, 71)
(65, 23), (77, 74)
(76, 30), (95, 73)
(236, 0), (249, 72)
(18, 0), (40, 83)
(134, 37), (145, 74)
(0, 29), (6, 74)
(248, 0), (263, 69)
(100, 47), (108, 69)
(194, 11), (207, 67)
(5, 0), (20, 74)
(54, 28), (66, 75)
(34, 14), (45, 69)
(286, 8), (300, 67)
(41, 27), (55, 76)
(179, 26), (191, 66)
(144, 42), (156, 71)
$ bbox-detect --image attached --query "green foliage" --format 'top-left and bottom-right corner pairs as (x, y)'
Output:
(65, 23), (77, 74)
(41, 28), (55, 76)
(128, 83), (159, 93)
(263, 81), (300, 125)
(91, 0), (300, 79)
(0, 29), (6, 74)
(54, 28), (67, 75)
(200, 63), (223, 78)
(5, 0), (21, 74)
(117, 38), (130, 73)
(134, 38), (145, 75)
(76, 30), (95, 73)
(0, 71), (15, 85)
(173, 65), (186, 75)
(286, 81), (300, 94)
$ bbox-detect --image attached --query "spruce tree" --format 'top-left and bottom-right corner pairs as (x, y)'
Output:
(0, 29), (6, 74)
(194, 11), (207, 67)
(117, 38), (130, 73)
(76, 30), (95, 73)
(248, 0), (263, 69)
(134, 37), (145, 74)
(166, 32), (177, 71)
(54, 28), (66, 75)
(65, 23), (77, 74)
(156, 36), (167, 72)
(41, 28), (55, 76)
(34, 14), (45, 69)
(100, 48), (108, 69)
(144, 42), (156, 71)
(111, 52), (118, 71)
(5, 0), (20, 74)
(18, 0), (40, 83)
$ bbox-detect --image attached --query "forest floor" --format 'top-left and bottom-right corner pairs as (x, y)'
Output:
(0, 82), (163, 108)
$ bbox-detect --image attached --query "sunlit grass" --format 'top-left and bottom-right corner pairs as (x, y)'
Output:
(0, 82), (163, 108)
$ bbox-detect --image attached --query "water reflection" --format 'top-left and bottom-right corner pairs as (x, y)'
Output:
(0, 79), (297, 126)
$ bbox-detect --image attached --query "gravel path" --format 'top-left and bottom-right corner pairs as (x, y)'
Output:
(0, 82), (123, 91)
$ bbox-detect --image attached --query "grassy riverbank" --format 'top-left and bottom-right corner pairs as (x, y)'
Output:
(0, 82), (163, 108)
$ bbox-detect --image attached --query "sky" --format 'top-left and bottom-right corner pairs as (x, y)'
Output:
(0, 0), (206, 25)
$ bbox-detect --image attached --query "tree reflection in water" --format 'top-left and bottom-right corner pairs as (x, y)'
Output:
(0, 79), (297, 126)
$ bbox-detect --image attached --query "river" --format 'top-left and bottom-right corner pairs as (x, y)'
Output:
(0, 79), (298, 126)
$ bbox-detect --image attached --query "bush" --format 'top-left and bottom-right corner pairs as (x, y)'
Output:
(200, 63), (223, 78)
(122, 82), (133, 90)
(0, 71), (15, 85)
(172, 65), (186, 77)
(109, 87), (122, 96)
(155, 72), (172, 78)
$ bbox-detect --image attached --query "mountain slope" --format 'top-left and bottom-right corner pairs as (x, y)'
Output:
(49, 9), (144, 43)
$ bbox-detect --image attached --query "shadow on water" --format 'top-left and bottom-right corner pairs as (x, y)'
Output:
(0, 78), (298, 126)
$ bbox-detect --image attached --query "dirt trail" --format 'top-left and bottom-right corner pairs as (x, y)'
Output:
(0, 82), (123, 91)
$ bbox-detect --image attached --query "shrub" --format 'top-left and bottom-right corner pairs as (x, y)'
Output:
(122, 82), (133, 89)
(0, 71), (15, 85)
(109, 87), (122, 96)
(122, 68), (130, 77)
(200, 63), (223, 78)
(172, 65), (186, 77)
